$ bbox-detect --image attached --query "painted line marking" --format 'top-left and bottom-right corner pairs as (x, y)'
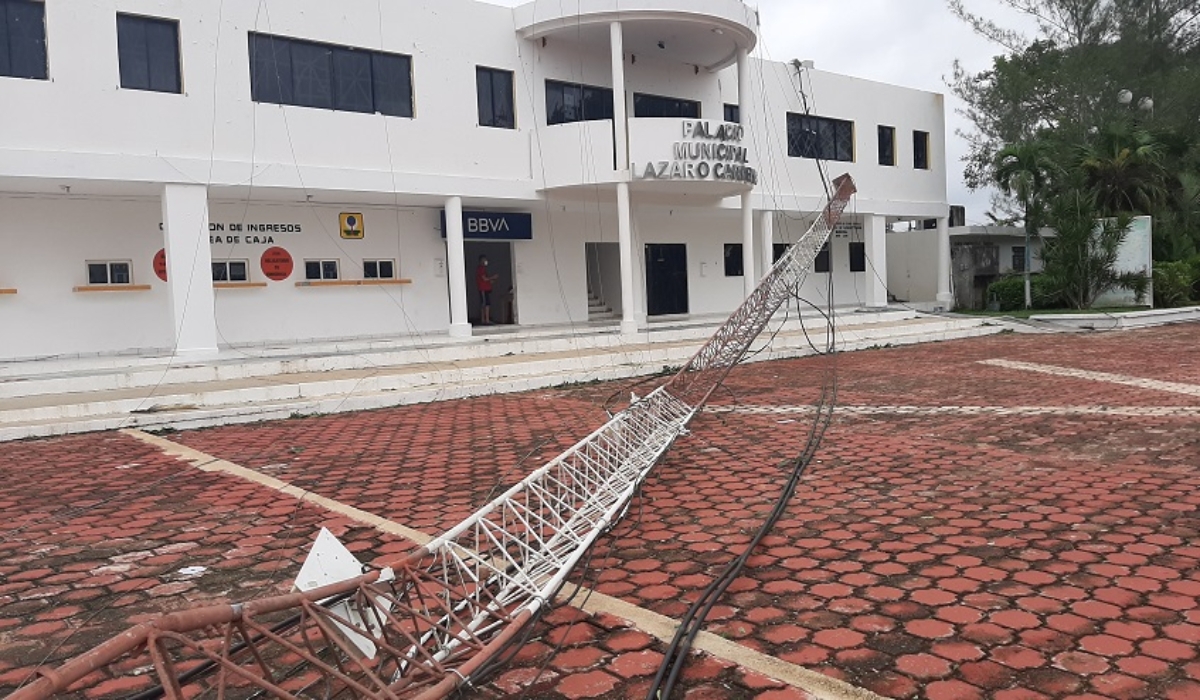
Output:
(124, 428), (883, 700)
(710, 404), (1200, 417)
(979, 359), (1200, 397)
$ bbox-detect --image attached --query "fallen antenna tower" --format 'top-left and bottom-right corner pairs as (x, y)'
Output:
(13, 174), (856, 700)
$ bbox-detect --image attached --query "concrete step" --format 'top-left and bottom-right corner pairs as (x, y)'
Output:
(0, 315), (1000, 441)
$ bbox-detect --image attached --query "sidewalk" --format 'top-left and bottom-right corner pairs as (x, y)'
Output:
(0, 308), (1001, 441)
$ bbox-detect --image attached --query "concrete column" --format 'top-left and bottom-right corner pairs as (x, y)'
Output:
(863, 214), (889, 308)
(741, 192), (754, 298)
(617, 182), (638, 335)
(161, 183), (217, 356)
(936, 216), (953, 308)
(736, 48), (749, 119)
(760, 210), (774, 279)
(444, 196), (472, 338)
(610, 22), (628, 172)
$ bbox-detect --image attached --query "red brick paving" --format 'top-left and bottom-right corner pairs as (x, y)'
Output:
(1, 324), (1198, 699)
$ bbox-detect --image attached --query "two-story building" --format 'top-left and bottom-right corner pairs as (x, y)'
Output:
(0, 0), (952, 360)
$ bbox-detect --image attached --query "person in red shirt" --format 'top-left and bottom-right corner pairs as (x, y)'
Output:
(475, 255), (500, 325)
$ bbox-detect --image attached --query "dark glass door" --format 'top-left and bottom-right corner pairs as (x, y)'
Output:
(645, 244), (688, 316)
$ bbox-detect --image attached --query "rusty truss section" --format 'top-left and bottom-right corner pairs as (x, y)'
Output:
(12, 175), (855, 700)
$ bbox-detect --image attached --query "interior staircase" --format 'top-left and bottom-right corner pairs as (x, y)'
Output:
(587, 289), (615, 322)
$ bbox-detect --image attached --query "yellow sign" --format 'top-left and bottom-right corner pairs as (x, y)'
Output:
(339, 213), (364, 239)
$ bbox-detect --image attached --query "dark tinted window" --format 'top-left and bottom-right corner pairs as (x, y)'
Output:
(723, 244), (743, 277)
(633, 92), (700, 118)
(378, 260), (394, 278)
(914, 130), (930, 169)
(814, 242), (831, 273)
(477, 66), (514, 128)
(773, 243), (788, 263)
(305, 261), (322, 280)
(787, 113), (854, 162)
(364, 260), (379, 279)
(849, 242), (866, 272)
(546, 79), (613, 125)
(0, 0), (47, 80)
(88, 263), (109, 285)
(109, 262), (131, 284)
(724, 104), (740, 123)
(878, 125), (895, 166)
(248, 32), (412, 117)
(117, 14), (180, 93)
(212, 262), (229, 282)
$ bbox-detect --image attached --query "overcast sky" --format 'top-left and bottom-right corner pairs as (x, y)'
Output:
(489, 0), (1041, 224)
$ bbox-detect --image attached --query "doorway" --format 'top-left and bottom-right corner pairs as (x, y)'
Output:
(463, 241), (515, 325)
(645, 243), (688, 316)
(585, 242), (622, 317)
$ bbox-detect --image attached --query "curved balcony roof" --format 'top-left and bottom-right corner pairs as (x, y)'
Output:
(513, 0), (757, 73)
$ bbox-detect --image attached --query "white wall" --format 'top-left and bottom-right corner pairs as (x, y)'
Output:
(887, 228), (941, 304)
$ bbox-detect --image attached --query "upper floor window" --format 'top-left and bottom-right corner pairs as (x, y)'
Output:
(724, 104), (740, 124)
(0, 0), (47, 80)
(117, 14), (181, 94)
(477, 66), (514, 129)
(546, 79), (613, 125)
(249, 33), (413, 117)
(633, 92), (700, 119)
(787, 113), (854, 162)
(914, 130), (931, 170)
(878, 125), (896, 166)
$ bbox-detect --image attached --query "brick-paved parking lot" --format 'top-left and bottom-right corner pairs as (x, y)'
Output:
(1, 323), (1198, 699)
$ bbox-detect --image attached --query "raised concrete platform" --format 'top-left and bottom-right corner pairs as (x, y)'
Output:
(1029, 305), (1200, 330)
(0, 308), (1004, 441)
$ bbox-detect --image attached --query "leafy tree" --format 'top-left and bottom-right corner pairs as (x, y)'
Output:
(1039, 188), (1148, 307)
(1078, 122), (1171, 214)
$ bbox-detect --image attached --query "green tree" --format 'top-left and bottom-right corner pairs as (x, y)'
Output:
(1079, 122), (1171, 214)
(994, 140), (1061, 306)
(1040, 188), (1148, 308)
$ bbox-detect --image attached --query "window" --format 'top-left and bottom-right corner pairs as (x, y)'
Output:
(546, 80), (613, 125)
(724, 104), (740, 124)
(1012, 246), (1026, 273)
(787, 114), (854, 162)
(849, 242), (866, 272)
(87, 261), (132, 285)
(773, 243), (789, 263)
(305, 260), (339, 280)
(0, 0), (47, 80)
(363, 259), (395, 279)
(914, 130), (930, 170)
(117, 14), (180, 93)
(878, 125), (895, 166)
(248, 33), (413, 117)
(723, 244), (744, 277)
(633, 92), (700, 119)
(477, 66), (514, 128)
(813, 243), (831, 273)
(212, 260), (248, 282)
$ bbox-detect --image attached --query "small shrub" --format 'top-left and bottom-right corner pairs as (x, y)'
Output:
(986, 274), (1062, 311)
(1153, 260), (1198, 307)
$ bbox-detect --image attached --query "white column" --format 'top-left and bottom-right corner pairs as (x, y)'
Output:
(760, 210), (774, 279)
(161, 183), (217, 356)
(444, 196), (472, 338)
(863, 214), (889, 308)
(610, 22), (629, 172)
(936, 216), (953, 308)
(611, 21), (638, 335)
(617, 182), (638, 335)
(736, 48), (749, 118)
(741, 192), (754, 298)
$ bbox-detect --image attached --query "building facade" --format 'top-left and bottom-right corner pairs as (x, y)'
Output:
(0, 0), (952, 360)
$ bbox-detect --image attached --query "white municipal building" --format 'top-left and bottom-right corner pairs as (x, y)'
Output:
(0, 0), (953, 361)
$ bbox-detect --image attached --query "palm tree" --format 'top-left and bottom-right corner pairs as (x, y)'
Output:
(1079, 123), (1170, 215)
(994, 140), (1060, 308)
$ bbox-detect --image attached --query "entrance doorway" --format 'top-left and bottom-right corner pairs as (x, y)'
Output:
(463, 241), (515, 325)
(645, 243), (688, 316)
(585, 242), (622, 319)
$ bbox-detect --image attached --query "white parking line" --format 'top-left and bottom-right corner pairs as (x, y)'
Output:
(979, 359), (1200, 397)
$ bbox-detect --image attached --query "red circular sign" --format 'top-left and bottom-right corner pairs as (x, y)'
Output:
(261, 247), (294, 281)
(153, 249), (167, 282)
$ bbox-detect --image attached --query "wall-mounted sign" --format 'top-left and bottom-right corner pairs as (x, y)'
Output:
(632, 119), (758, 186)
(153, 249), (167, 281)
(440, 210), (533, 241)
(157, 222), (302, 245)
(340, 213), (364, 239)
(261, 247), (294, 281)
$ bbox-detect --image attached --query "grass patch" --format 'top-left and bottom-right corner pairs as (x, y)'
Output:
(959, 306), (1150, 319)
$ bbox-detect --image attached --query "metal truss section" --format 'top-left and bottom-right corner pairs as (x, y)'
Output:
(12, 175), (855, 700)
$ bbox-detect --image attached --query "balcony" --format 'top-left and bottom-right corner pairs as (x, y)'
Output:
(533, 120), (620, 192)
